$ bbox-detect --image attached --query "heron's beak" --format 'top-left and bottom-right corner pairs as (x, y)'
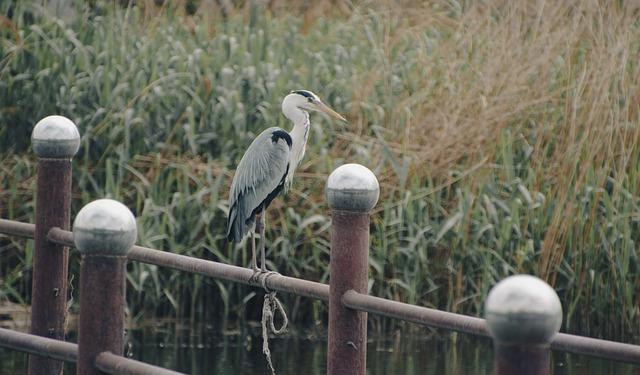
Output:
(316, 101), (347, 122)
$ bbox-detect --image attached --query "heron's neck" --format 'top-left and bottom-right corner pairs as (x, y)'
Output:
(285, 110), (310, 188)
(289, 111), (310, 147)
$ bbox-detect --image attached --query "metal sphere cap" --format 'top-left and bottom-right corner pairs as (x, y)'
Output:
(73, 199), (137, 255)
(485, 275), (562, 344)
(31, 115), (80, 158)
(326, 163), (380, 212)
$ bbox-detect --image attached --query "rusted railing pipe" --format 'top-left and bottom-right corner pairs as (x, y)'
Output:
(29, 115), (80, 375)
(74, 199), (137, 375)
(326, 164), (380, 375)
(41, 226), (640, 365)
(46, 227), (329, 301)
(0, 327), (78, 363)
(3, 221), (639, 365)
(0, 219), (35, 238)
(95, 352), (186, 375)
(552, 333), (640, 365)
(130, 244), (329, 301)
(342, 290), (488, 336)
(485, 275), (563, 375)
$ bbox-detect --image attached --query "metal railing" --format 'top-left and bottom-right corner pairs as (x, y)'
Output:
(0, 115), (639, 375)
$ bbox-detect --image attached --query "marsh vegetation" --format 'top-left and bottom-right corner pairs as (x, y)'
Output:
(0, 0), (638, 341)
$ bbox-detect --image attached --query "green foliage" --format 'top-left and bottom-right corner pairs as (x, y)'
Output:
(0, 1), (638, 340)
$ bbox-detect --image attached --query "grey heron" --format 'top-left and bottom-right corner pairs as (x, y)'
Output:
(226, 90), (346, 275)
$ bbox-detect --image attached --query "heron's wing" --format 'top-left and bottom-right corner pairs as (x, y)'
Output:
(226, 127), (292, 242)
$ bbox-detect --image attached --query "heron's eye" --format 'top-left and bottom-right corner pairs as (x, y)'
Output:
(307, 97), (313, 103)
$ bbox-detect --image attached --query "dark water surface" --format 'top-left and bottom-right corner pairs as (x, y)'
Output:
(1, 323), (637, 374)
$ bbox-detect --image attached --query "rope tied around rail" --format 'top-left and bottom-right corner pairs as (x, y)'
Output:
(259, 272), (288, 375)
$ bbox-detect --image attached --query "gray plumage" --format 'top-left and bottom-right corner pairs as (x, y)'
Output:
(225, 90), (345, 274)
(226, 127), (292, 242)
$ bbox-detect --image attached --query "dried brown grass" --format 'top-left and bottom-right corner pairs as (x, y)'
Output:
(336, 1), (640, 282)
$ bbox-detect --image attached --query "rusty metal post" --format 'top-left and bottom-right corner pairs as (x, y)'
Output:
(325, 163), (379, 375)
(485, 275), (563, 375)
(29, 115), (80, 375)
(73, 199), (137, 375)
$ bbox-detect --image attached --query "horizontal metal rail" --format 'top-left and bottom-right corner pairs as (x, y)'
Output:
(0, 328), (186, 373)
(343, 291), (640, 365)
(552, 332), (640, 366)
(342, 290), (489, 336)
(95, 351), (186, 375)
(46, 227), (329, 302)
(0, 328), (77, 363)
(1, 220), (639, 365)
(0, 219), (36, 239)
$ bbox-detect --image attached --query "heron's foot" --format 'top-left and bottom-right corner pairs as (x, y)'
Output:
(249, 266), (261, 283)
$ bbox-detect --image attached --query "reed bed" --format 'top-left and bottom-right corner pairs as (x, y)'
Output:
(0, 0), (638, 340)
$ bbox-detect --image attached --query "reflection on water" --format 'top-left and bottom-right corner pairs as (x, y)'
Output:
(1, 322), (637, 374)
(127, 327), (494, 374)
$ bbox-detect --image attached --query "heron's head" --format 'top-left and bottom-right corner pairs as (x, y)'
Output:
(282, 90), (347, 123)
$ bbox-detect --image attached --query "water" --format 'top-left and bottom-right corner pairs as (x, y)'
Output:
(1, 319), (638, 374)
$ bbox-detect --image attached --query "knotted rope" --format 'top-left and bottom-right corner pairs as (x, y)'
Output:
(259, 272), (288, 375)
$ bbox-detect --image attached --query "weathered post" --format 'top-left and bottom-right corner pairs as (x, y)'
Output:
(485, 275), (563, 375)
(325, 163), (379, 375)
(29, 115), (80, 375)
(73, 199), (137, 375)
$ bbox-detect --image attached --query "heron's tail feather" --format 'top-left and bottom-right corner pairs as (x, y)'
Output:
(226, 203), (240, 242)
(227, 200), (253, 243)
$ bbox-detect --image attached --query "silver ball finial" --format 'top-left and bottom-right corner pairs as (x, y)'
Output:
(326, 163), (380, 212)
(31, 115), (81, 158)
(73, 199), (137, 255)
(485, 274), (562, 345)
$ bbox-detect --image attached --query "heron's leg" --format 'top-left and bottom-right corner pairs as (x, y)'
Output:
(250, 230), (259, 272)
(259, 214), (267, 272)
